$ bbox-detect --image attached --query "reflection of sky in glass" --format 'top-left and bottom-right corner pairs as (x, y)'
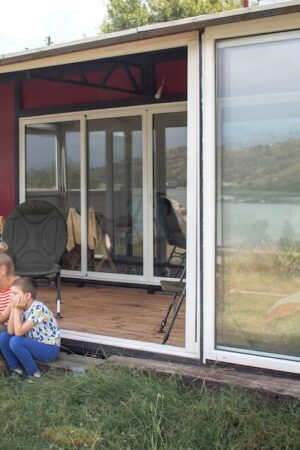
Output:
(217, 38), (300, 97)
(166, 127), (187, 150)
(89, 131), (106, 169)
(217, 37), (300, 149)
(26, 122), (80, 169)
(222, 117), (300, 150)
(89, 130), (142, 168)
(26, 134), (56, 170)
(65, 132), (80, 162)
(88, 117), (142, 168)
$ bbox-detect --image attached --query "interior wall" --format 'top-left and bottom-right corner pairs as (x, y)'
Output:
(0, 83), (16, 217)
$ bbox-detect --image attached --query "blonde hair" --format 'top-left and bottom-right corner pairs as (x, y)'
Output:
(0, 253), (14, 275)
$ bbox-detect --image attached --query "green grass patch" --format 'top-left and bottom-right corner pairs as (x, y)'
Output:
(0, 364), (300, 449)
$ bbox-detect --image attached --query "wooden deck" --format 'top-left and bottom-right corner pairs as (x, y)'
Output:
(40, 284), (185, 347)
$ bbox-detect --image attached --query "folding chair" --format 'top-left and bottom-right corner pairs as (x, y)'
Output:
(2, 200), (67, 317)
(159, 263), (186, 344)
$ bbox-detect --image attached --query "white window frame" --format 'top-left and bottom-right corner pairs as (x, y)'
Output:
(203, 18), (300, 372)
(19, 33), (200, 359)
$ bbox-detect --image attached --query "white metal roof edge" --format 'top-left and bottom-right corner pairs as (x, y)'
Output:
(0, 0), (300, 65)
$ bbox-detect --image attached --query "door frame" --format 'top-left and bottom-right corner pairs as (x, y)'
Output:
(19, 33), (200, 358)
(202, 19), (300, 372)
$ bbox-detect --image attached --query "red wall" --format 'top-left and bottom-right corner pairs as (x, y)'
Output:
(21, 59), (187, 110)
(22, 67), (139, 109)
(0, 83), (15, 217)
(0, 58), (187, 219)
(155, 60), (187, 95)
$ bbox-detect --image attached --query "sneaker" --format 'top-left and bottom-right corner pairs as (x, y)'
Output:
(10, 368), (24, 379)
(26, 371), (42, 383)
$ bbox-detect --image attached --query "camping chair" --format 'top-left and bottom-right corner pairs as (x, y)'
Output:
(159, 261), (186, 344)
(2, 200), (67, 317)
(157, 195), (186, 276)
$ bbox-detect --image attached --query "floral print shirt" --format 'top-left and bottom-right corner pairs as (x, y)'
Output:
(21, 301), (60, 346)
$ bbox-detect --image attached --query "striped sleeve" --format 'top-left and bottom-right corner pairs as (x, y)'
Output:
(0, 288), (12, 314)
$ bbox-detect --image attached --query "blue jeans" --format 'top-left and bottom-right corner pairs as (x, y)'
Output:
(0, 332), (60, 375)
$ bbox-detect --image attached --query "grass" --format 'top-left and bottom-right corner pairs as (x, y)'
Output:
(216, 249), (300, 355)
(0, 364), (300, 449)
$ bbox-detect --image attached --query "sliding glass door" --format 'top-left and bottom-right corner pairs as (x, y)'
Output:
(87, 116), (143, 275)
(22, 106), (187, 283)
(153, 112), (187, 278)
(215, 33), (300, 360)
(25, 120), (82, 271)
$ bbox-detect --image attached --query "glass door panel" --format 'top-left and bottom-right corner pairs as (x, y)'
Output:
(87, 116), (143, 275)
(153, 112), (187, 278)
(216, 36), (300, 359)
(25, 120), (81, 271)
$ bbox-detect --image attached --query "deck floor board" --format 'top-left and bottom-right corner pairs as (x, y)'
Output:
(40, 284), (185, 347)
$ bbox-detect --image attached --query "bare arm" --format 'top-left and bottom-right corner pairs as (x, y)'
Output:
(13, 308), (34, 336)
(7, 306), (15, 335)
(11, 295), (34, 336)
(0, 303), (12, 324)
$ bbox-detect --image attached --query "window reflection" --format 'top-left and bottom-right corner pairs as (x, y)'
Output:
(153, 112), (187, 278)
(87, 116), (143, 275)
(26, 130), (57, 190)
(216, 36), (300, 359)
(25, 121), (81, 271)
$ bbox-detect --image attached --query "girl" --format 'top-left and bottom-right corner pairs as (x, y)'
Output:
(0, 251), (16, 328)
(0, 277), (60, 380)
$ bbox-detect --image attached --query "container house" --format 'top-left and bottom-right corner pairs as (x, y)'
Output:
(1, 0), (300, 373)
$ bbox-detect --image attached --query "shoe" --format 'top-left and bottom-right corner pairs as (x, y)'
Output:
(10, 368), (24, 379)
(26, 371), (42, 383)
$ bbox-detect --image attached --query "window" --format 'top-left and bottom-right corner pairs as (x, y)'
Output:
(26, 127), (57, 190)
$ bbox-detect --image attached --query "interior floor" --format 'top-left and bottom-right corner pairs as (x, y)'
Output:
(40, 283), (185, 347)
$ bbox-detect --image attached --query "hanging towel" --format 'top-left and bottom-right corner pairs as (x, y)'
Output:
(66, 207), (81, 252)
(88, 207), (109, 256)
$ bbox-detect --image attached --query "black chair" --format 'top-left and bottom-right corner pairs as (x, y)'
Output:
(159, 262), (186, 344)
(157, 195), (186, 273)
(2, 200), (67, 317)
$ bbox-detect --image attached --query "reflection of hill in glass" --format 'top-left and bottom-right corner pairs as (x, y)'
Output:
(222, 139), (300, 200)
(27, 164), (57, 189)
(27, 146), (187, 190)
(89, 145), (187, 188)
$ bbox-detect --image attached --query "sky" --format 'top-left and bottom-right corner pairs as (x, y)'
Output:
(0, 0), (288, 56)
(0, 0), (107, 55)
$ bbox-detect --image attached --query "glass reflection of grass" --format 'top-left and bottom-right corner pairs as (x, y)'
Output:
(216, 249), (300, 357)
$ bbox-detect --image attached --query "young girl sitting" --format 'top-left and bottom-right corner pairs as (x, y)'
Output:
(0, 252), (16, 330)
(0, 277), (60, 380)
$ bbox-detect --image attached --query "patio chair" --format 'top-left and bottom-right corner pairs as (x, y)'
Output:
(2, 200), (67, 317)
(159, 261), (186, 344)
(157, 195), (186, 275)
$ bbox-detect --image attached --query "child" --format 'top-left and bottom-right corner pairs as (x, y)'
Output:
(0, 252), (16, 329)
(0, 277), (60, 380)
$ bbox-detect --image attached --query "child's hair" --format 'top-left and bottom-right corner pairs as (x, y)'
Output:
(0, 253), (14, 275)
(12, 277), (37, 300)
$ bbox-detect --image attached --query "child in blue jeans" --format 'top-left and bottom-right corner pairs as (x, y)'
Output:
(0, 277), (60, 380)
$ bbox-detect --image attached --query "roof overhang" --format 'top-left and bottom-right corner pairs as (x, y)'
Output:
(1, 0), (300, 72)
